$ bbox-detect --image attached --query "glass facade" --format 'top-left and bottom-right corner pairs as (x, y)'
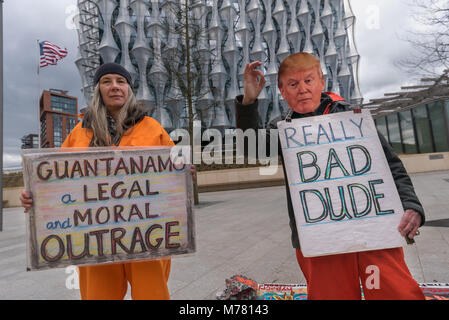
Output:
(386, 113), (402, 154)
(398, 110), (417, 154)
(428, 101), (449, 152)
(51, 94), (77, 114)
(412, 106), (433, 154)
(53, 114), (63, 147)
(375, 98), (449, 154)
(66, 117), (76, 136)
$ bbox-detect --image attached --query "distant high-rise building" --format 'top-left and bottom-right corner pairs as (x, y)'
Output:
(39, 89), (79, 148)
(21, 134), (39, 149)
(75, 0), (362, 130)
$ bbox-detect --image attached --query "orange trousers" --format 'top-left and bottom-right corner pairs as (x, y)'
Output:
(78, 259), (171, 300)
(296, 248), (425, 300)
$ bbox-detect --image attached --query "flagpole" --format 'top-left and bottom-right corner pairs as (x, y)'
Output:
(0, 0), (4, 232)
(37, 40), (41, 147)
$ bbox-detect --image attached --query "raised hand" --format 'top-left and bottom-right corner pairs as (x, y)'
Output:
(242, 61), (266, 105)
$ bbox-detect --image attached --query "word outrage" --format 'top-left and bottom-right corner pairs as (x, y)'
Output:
(40, 220), (181, 263)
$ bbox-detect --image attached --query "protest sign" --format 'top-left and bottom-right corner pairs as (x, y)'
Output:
(278, 110), (406, 257)
(22, 146), (195, 271)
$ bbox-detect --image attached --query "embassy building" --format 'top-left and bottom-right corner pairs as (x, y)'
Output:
(75, 0), (363, 132)
(365, 70), (449, 155)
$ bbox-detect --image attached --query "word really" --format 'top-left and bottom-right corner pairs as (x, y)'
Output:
(283, 117), (364, 148)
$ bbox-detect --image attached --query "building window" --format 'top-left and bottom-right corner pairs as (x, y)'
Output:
(50, 95), (77, 114)
(398, 110), (417, 154)
(66, 117), (76, 136)
(386, 113), (403, 154)
(428, 101), (449, 152)
(40, 118), (47, 146)
(412, 105), (433, 153)
(445, 99), (449, 123)
(53, 114), (63, 147)
(375, 117), (389, 142)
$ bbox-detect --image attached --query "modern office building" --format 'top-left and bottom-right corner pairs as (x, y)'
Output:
(21, 134), (39, 149)
(75, 0), (362, 131)
(365, 71), (449, 155)
(39, 89), (79, 148)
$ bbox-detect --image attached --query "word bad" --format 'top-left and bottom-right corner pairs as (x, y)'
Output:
(297, 145), (371, 183)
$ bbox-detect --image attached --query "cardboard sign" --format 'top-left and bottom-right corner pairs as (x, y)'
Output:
(22, 146), (195, 271)
(278, 110), (406, 257)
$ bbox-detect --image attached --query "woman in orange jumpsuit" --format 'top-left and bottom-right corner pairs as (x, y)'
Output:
(21, 63), (179, 300)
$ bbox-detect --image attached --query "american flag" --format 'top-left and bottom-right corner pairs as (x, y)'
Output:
(39, 41), (68, 68)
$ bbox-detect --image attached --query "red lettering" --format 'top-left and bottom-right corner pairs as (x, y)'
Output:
(36, 161), (52, 181)
(83, 185), (97, 202)
(114, 157), (129, 176)
(113, 205), (126, 223)
(130, 156), (144, 174)
(158, 155), (172, 172)
(128, 180), (144, 198)
(99, 157), (114, 176)
(73, 208), (92, 226)
(165, 221), (180, 249)
(84, 159), (98, 177)
(129, 227), (147, 254)
(145, 224), (163, 249)
(66, 233), (91, 260)
(98, 182), (110, 201)
(111, 228), (130, 255)
(111, 181), (126, 199)
(95, 206), (110, 225)
(89, 229), (109, 256)
(128, 204), (143, 221)
(70, 160), (84, 179)
(40, 235), (65, 262)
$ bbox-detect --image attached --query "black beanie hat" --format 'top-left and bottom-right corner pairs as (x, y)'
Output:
(93, 62), (132, 85)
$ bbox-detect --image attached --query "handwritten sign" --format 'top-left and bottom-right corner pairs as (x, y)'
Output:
(22, 146), (195, 271)
(278, 110), (406, 257)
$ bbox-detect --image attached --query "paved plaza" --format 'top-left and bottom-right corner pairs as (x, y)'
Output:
(0, 170), (448, 300)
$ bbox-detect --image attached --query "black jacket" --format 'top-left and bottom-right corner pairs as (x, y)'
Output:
(235, 93), (425, 249)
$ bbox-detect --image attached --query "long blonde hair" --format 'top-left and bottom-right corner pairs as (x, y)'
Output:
(85, 83), (145, 147)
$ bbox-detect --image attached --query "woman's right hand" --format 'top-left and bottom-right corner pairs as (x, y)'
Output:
(20, 190), (33, 213)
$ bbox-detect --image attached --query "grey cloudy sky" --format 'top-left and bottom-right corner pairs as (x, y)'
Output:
(2, 0), (423, 169)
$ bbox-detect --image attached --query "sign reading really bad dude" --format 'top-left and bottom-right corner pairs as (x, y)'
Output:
(278, 110), (406, 257)
(22, 147), (195, 271)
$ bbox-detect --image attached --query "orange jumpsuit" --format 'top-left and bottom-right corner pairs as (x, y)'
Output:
(62, 116), (174, 300)
(296, 248), (425, 300)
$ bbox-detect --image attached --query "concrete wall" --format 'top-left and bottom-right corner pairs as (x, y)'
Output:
(3, 152), (449, 207)
(2, 187), (24, 208)
(399, 152), (449, 173)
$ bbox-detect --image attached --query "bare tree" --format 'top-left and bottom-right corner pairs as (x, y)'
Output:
(160, 0), (216, 205)
(396, 0), (449, 76)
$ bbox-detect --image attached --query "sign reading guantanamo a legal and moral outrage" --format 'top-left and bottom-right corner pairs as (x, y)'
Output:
(22, 146), (195, 271)
(278, 110), (406, 257)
